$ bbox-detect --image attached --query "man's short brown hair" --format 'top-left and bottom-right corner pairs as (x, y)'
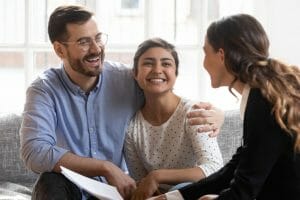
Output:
(48, 5), (94, 43)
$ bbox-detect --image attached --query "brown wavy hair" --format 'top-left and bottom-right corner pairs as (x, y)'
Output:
(206, 14), (300, 151)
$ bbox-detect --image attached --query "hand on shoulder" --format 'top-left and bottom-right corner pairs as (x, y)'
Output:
(187, 102), (224, 137)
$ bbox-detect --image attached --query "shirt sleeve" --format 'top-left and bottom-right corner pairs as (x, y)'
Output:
(179, 146), (242, 199)
(165, 190), (185, 200)
(20, 83), (68, 173)
(216, 90), (290, 199)
(185, 114), (223, 177)
(124, 119), (148, 181)
(145, 190), (184, 200)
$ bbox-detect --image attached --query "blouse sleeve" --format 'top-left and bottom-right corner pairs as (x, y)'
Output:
(185, 114), (223, 177)
(124, 120), (148, 181)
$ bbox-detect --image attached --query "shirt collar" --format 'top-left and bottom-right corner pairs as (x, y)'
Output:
(240, 84), (250, 120)
(61, 64), (102, 95)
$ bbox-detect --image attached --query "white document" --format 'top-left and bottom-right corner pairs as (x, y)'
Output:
(60, 166), (123, 200)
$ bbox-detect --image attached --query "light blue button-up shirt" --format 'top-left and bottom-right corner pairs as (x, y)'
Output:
(20, 61), (144, 179)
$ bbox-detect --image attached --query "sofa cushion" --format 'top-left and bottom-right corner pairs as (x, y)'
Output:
(0, 113), (37, 187)
(0, 181), (31, 199)
(218, 110), (243, 164)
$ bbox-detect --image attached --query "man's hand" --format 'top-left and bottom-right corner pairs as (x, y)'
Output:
(103, 161), (136, 200)
(131, 172), (160, 200)
(187, 102), (224, 137)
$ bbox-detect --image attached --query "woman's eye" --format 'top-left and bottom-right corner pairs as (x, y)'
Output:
(163, 63), (172, 67)
(143, 62), (153, 67)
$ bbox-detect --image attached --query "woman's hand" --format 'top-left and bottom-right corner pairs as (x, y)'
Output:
(146, 194), (167, 200)
(187, 102), (224, 137)
(198, 194), (219, 200)
(131, 172), (160, 200)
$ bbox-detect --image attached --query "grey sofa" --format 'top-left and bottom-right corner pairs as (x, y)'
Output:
(0, 110), (242, 199)
(0, 113), (37, 199)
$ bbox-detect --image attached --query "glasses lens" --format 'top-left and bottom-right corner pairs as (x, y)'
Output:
(101, 33), (108, 45)
(67, 33), (108, 51)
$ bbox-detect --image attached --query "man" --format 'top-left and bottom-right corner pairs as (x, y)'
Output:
(20, 5), (143, 200)
(20, 4), (223, 200)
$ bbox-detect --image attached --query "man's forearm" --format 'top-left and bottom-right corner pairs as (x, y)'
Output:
(53, 151), (111, 178)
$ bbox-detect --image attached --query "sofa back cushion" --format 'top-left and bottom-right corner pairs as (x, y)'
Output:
(218, 110), (243, 164)
(0, 113), (37, 187)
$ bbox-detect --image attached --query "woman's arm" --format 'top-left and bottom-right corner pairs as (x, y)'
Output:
(186, 117), (223, 178)
(124, 121), (148, 182)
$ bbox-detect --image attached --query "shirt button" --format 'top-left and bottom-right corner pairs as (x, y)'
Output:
(93, 152), (96, 155)
(89, 128), (94, 132)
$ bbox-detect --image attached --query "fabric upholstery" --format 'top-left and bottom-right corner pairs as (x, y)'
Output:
(0, 113), (37, 188)
(218, 110), (243, 163)
(0, 182), (31, 199)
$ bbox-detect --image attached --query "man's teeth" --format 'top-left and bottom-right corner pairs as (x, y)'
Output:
(86, 57), (99, 62)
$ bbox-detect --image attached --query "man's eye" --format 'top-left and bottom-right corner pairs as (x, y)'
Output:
(95, 37), (102, 43)
(78, 40), (90, 45)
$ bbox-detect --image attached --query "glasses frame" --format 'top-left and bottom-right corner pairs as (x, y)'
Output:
(60, 32), (108, 52)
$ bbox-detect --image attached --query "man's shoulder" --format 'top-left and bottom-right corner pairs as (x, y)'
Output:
(102, 60), (134, 83)
(30, 67), (62, 89)
(103, 60), (131, 73)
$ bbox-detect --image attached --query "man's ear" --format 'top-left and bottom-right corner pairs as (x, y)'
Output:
(53, 41), (65, 59)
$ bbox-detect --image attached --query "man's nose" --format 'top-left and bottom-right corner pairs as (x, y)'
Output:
(89, 40), (102, 53)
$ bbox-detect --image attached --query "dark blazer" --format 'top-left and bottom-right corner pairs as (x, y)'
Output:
(179, 88), (300, 200)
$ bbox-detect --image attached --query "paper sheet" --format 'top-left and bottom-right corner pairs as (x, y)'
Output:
(60, 166), (123, 200)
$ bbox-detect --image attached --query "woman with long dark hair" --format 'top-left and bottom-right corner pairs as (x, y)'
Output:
(151, 13), (300, 200)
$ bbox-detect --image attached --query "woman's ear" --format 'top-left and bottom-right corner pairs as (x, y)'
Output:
(218, 48), (225, 62)
(132, 69), (138, 80)
(53, 41), (65, 59)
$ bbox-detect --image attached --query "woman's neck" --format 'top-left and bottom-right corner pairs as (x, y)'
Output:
(233, 80), (246, 95)
(141, 93), (180, 126)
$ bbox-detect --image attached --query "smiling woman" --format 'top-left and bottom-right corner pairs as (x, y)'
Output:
(124, 38), (224, 200)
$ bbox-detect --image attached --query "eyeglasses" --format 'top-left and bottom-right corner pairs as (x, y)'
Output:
(61, 32), (108, 52)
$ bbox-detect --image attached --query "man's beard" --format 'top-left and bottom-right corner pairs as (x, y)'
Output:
(67, 51), (105, 77)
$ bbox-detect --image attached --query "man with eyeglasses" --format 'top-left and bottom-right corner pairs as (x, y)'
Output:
(20, 5), (144, 200)
(20, 4), (223, 200)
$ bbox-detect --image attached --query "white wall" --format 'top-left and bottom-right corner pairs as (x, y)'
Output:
(254, 0), (300, 65)
(197, 0), (300, 110)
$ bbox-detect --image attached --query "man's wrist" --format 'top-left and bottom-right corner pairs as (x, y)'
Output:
(99, 160), (112, 177)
